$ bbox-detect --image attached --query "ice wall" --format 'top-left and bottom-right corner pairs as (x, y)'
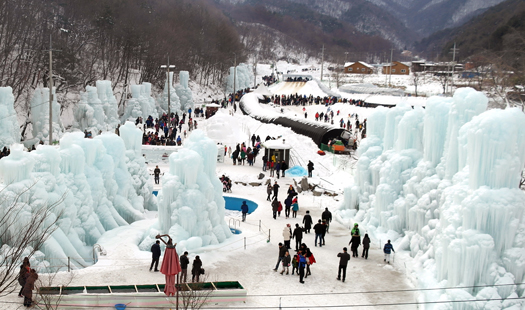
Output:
(226, 63), (254, 93)
(0, 87), (20, 148)
(175, 71), (194, 113)
(74, 81), (121, 133)
(157, 72), (181, 115)
(120, 121), (156, 211)
(337, 88), (525, 307)
(31, 87), (64, 144)
(96, 80), (120, 130)
(121, 83), (158, 122)
(153, 129), (231, 251)
(0, 131), (155, 271)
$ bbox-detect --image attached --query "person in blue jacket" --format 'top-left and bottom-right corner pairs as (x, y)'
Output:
(241, 201), (249, 222)
(383, 240), (395, 264)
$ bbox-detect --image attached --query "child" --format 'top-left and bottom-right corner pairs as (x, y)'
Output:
(291, 252), (299, 275)
(280, 251), (291, 275)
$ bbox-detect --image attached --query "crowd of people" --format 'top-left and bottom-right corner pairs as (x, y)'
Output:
(272, 208), (395, 284)
(138, 109), (200, 146)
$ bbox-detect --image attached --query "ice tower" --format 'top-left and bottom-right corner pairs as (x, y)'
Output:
(157, 72), (180, 115)
(156, 129), (231, 251)
(175, 71), (194, 112)
(0, 87), (20, 148)
(338, 88), (525, 307)
(31, 87), (64, 144)
(121, 83), (158, 122)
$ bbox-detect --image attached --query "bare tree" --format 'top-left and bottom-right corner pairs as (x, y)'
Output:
(35, 271), (75, 310)
(172, 274), (214, 310)
(0, 183), (66, 297)
(412, 71), (421, 97)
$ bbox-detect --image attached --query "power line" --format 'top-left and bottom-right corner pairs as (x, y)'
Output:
(1, 295), (523, 309)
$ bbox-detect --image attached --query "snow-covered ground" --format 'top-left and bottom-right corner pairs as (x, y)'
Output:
(3, 92), (420, 309)
(4, 60), (505, 309)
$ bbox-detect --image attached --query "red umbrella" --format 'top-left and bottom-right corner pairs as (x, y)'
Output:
(157, 235), (182, 296)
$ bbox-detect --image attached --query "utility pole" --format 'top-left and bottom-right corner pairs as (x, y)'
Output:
(44, 35), (60, 145)
(161, 57), (175, 118)
(388, 47), (394, 87)
(233, 52), (237, 98)
(320, 45), (325, 82)
(450, 42), (459, 95)
(253, 53), (257, 88)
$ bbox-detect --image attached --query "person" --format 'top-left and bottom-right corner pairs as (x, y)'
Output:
(280, 251), (291, 275)
(384, 240), (395, 264)
(283, 224), (292, 249)
(349, 224), (361, 258)
(262, 154), (268, 171)
(321, 208), (332, 233)
(337, 247), (351, 282)
(304, 247), (315, 277)
(362, 234), (371, 259)
(291, 197), (299, 218)
(241, 201), (249, 222)
(298, 250), (307, 283)
(272, 198), (279, 220)
(284, 196), (292, 219)
(303, 211), (313, 233)
(18, 257), (30, 298)
(272, 181), (280, 200)
(292, 224), (303, 251)
(291, 252), (299, 275)
(274, 243), (287, 271)
(275, 161), (281, 178)
(192, 255), (203, 282)
(150, 240), (161, 271)
(154, 165), (161, 184)
(266, 183), (272, 201)
(307, 160), (314, 178)
(321, 220), (328, 245)
(180, 251), (189, 282)
(277, 201), (283, 217)
(287, 185), (296, 197)
(313, 220), (325, 247)
(281, 160), (288, 177)
(23, 268), (38, 307)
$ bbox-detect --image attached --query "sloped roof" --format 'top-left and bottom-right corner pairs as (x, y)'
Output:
(344, 61), (373, 69)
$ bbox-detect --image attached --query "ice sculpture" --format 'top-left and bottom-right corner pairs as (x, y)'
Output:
(157, 72), (180, 115)
(154, 129), (231, 251)
(120, 121), (156, 211)
(175, 71), (194, 113)
(96, 80), (120, 130)
(0, 87), (20, 148)
(0, 130), (155, 271)
(226, 63), (254, 93)
(121, 83), (158, 122)
(31, 87), (64, 144)
(337, 88), (525, 307)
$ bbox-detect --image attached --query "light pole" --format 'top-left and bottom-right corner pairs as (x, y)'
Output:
(44, 35), (60, 145)
(233, 52), (237, 99)
(161, 57), (175, 118)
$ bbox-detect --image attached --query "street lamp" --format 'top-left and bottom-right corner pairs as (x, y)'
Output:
(233, 52), (237, 99)
(160, 57), (175, 118)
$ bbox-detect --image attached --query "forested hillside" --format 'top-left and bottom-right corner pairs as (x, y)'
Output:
(0, 0), (244, 125)
(417, 0), (525, 77)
